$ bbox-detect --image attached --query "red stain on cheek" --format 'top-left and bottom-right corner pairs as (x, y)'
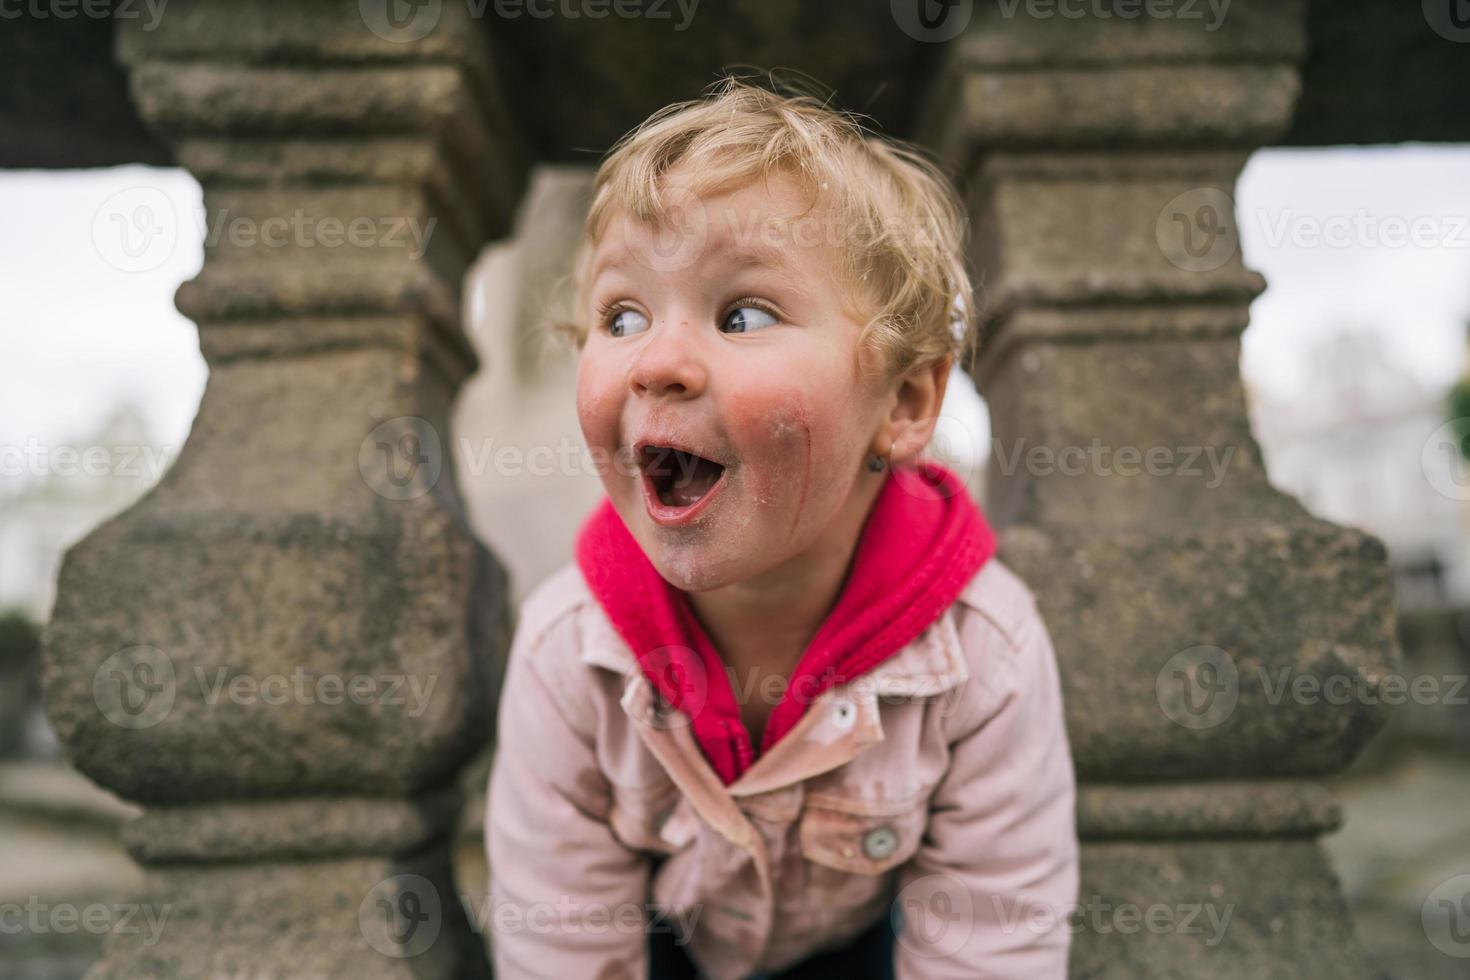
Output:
(575, 361), (620, 434)
(787, 419), (812, 544)
(737, 402), (813, 545)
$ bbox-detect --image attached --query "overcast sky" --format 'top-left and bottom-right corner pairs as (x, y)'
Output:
(1, 165), (206, 476)
(1239, 145), (1470, 400)
(1, 146), (1468, 493)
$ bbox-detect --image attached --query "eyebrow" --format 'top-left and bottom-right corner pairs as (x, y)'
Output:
(588, 236), (794, 285)
(587, 245), (633, 284)
(715, 240), (790, 273)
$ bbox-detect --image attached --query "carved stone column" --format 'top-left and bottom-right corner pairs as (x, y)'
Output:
(42, 3), (524, 975)
(919, 4), (1399, 977)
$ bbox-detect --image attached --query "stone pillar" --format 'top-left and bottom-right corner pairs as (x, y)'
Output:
(919, 4), (1399, 977)
(41, 3), (524, 976)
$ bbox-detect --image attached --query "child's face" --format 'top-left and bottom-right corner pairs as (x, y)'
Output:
(576, 169), (892, 593)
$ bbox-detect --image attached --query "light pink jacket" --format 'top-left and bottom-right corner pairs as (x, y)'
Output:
(485, 557), (1078, 979)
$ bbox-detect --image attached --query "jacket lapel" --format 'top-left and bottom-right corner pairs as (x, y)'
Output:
(578, 602), (970, 798)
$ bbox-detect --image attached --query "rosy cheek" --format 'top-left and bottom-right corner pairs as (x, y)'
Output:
(575, 359), (622, 449)
(726, 394), (815, 522)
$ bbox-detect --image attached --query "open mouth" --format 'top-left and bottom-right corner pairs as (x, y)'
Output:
(638, 445), (728, 510)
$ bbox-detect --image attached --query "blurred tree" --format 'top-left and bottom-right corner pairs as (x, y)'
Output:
(1450, 378), (1470, 456)
(0, 610), (42, 758)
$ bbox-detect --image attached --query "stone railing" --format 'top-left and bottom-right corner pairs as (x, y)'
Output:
(42, 2), (525, 975)
(918, 3), (1400, 977)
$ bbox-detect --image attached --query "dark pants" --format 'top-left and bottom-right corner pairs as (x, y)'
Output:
(647, 911), (897, 980)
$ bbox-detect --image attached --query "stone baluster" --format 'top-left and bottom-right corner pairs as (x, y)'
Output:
(918, 3), (1400, 976)
(42, 3), (524, 975)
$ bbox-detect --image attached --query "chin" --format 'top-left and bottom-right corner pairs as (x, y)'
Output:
(607, 475), (818, 595)
(642, 536), (746, 594)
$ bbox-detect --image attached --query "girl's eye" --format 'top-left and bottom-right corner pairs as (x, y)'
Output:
(720, 306), (778, 334)
(607, 309), (650, 337)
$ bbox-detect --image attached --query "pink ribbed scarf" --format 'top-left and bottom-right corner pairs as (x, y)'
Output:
(575, 459), (996, 785)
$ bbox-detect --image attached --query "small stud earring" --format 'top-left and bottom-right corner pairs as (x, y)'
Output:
(866, 454), (886, 472)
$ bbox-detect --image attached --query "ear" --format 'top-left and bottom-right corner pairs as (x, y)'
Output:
(873, 355), (953, 466)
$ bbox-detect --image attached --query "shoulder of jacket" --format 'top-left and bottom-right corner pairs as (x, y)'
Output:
(514, 560), (598, 658)
(944, 556), (1060, 729)
(950, 555), (1043, 655)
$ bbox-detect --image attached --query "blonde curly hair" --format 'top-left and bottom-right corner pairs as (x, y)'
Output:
(556, 73), (976, 381)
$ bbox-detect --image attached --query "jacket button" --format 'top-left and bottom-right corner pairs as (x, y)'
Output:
(862, 825), (898, 861)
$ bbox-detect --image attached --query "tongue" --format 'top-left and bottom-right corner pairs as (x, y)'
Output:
(665, 454), (723, 508)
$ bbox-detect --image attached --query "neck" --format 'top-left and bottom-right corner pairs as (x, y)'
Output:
(685, 469), (886, 669)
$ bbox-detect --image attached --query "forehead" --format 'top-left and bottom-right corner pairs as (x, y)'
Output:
(587, 171), (846, 283)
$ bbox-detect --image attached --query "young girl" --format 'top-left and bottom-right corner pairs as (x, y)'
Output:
(486, 77), (1078, 980)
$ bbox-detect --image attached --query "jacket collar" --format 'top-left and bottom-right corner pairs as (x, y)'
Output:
(574, 459), (994, 787)
(579, 602), (969, 812)
(577, 594), (970, 698)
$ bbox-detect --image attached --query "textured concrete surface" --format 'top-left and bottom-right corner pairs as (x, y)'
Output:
(921, 4), (1400, 975)
(37, 3), (517, 976)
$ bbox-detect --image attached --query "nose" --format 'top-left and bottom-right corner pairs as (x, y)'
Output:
(627, 320), (707, 399)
